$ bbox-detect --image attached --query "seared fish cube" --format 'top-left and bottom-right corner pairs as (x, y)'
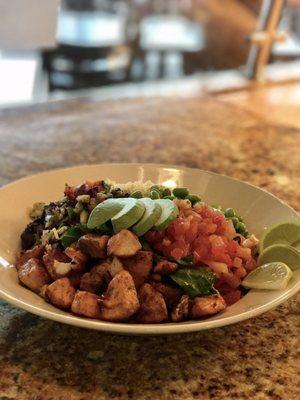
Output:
(189, 294), (226, 318)
(78, 234), (109, 258)
(136, 283), (168, 323)
(153, 259), (178, 275)
(107, 230), (142, 258)
(171, 295), (190, 322)
(71, 291), (101, 319)
(16, 245), (45, 270)
(99, 270), (139, 321)
(18, 258), (51, 293)
(64, 244), (87, 273)
(122, 251), (153, 288)
(43, 249), (72, 280)
(46, 278), (75, 310)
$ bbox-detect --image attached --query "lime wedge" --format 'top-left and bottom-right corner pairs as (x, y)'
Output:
(258, 244), (300, 271)
(242, 262), (293, 290)
(259, 221), (300, 253)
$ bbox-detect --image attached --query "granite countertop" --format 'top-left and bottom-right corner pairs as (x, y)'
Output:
(0, 97), (299, 400)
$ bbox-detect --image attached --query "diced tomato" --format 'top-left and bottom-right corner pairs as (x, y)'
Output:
(233, 257), (243, 269)
(245, 257), (257, 271)
(143, 204), (257, 291)
(168, 240), (190, 258)
(154, 242), (163, 252)
(222, 219), (236, 238)
(215, 282), (232, 293)
(161, 237), (171, 246)
(193, 236), (211, 260)
(183, 208), (196, 217)
(227, 240), (240, 257)
(212, 251), (232, 265)
(197, 222), (217, 234)
(204, 260), (228, 276)
(222, 272), (241, 288)
(193, 250), (202, 264)
(170, 247), (185, 259)
(144, 230), (161, 243)
(209, 234), (225, 247)
(236, 246), (252, 261)
(233, 266), (247, 278)
(222, 290), (241, 306)
(185, 220), (198, 243)
(173, 220), (186, 237)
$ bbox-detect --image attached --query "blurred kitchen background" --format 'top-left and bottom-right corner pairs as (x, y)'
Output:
(1, 0), (300, 107)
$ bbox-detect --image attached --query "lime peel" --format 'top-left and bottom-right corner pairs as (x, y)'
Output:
(242, 262), (293, 290)
(258, 244), (300, 271)
(259, 221), (300, 253)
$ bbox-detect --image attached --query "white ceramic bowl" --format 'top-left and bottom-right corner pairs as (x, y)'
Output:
(0, 163), (299, 335)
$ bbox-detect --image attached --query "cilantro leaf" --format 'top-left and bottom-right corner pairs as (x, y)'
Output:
(170, 268), (216, 298)
(60, 224), (89, 248)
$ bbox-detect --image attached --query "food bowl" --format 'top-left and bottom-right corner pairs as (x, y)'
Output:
(0, 163), (299, 335)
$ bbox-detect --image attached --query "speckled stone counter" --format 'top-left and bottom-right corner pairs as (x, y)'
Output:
(0, 97), (299, 400)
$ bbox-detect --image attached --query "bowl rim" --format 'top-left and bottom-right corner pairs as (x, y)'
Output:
(0, 276), (299, 335)
(0, 162), (299, 335)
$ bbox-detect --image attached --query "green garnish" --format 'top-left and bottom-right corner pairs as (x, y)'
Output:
(170, 268), (216, 298)
(170, 254), (195, 267)
(60, 223), (89, 248)
(140, 239), (153, 251)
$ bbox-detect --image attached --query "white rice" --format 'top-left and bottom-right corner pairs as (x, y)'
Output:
(106, 179), (155, 196)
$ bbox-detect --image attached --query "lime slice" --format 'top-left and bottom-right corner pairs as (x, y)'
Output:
(259, 221), (300, 253)
(258, 244), (300, 271)
(242, 262), (293, 290)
